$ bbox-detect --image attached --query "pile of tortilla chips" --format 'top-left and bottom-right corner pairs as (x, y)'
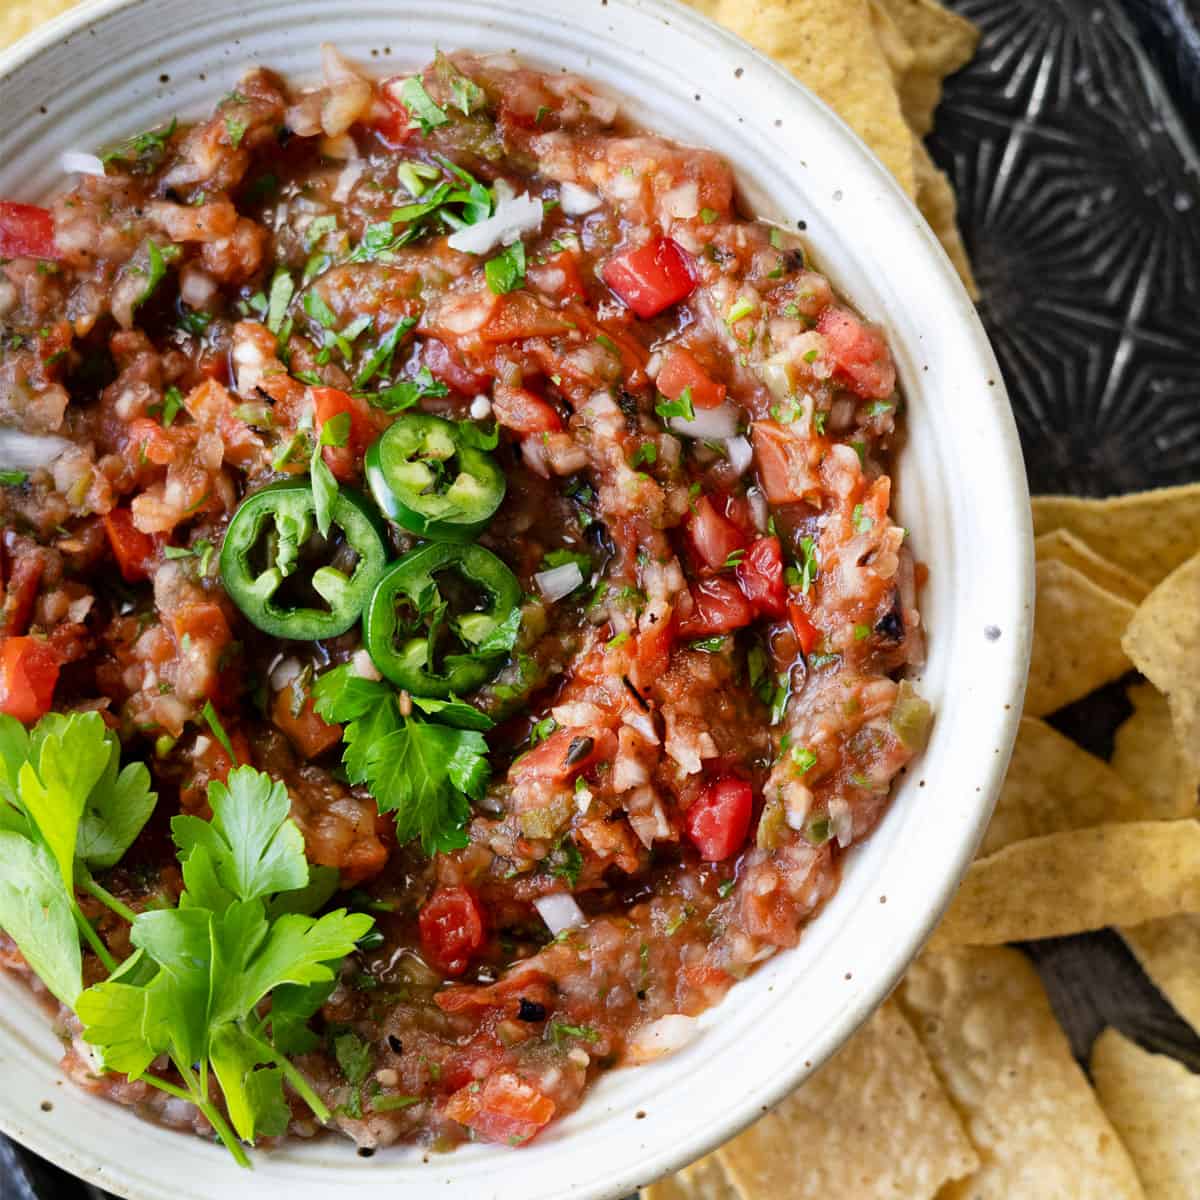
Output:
(645, 6), (1200, 1193)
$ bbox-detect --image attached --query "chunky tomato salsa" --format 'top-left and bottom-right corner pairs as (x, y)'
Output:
(0, 49), (929, 1160)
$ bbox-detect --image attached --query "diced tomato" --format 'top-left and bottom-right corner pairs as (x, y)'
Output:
(171, 602), (233, 703)
(685, 777), (754, 862)
(736, 537), (786, 619)
(602, 237), (697, 319)
(444, 1072), (556, 1146)
(371, 85), (416, 147)
(655, 345), (726, 409)
(311, 386), (376, 483)
(0, 553), (43, 638)
(103, 507), (157, 583)
(527, 250), (587, 302)
(492, 383), (562, 434)
(126, 417), (178, 467)
(271, 683), (343, 760)
(511, 726), (617, 786)
(634, 604), (675, 684)
(816, 306), (896, 401)
(687, 496), (746, 572)
(788, 603), (820, 655)
(0, 202), (59, 261)
(419, 886), (487, 977)
(0, 637), (61, 724)
(750, 420), (818, 505)
(678, 577), (754, 638)
(422, 337), (492, 396)
(481, 292), (573, 343)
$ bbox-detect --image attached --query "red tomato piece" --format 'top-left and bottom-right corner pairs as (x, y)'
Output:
(527, 250), (587, 302)
(655, 345), (726, 409)
(0, 637), (61, 724)
(816, 306), (896, 401)
(0, 202), (59, 261)
(685, 777), (754, 862)
(601, 237), (697, 319)
(422, 337), (492, 396)
(750, 420), (818, 505)
(103, 507), (157, 583)
(419, 886), (487, 977)
(271, 684), (343, 760)
(480, 292), (573, 343)
(311, 386), (375, 483)
(444, 1073), (556, 1146)
(511, 727), (616, 786)
(492, 383), (562, 434)
(736, 537), (786, 619)
(678, 577), (754, 638)
(788, 603), (820, 656)
(370, 87), (415, 147)
(687, 496), (746, 572)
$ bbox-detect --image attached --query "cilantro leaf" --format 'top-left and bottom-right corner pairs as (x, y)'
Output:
(456, 419), (500, 451)
(264, 978), (335, 1054)
(409, 694), (495, 732)
(355, 317), (416, 388)
(334, 1030), (372, 1086)
(433, 51), (486, 115)
(400, 77), (449, 134)
(0, 468), (28, 486)
(485, 240), (526, 295)
(475, 606), (522, 655)
(366, 365), (448, 413)
(171, 765), (308, 905)
(210, 1024), (289, 1142)
(655, 386), (695, 424)
(310, 434), (340, 539)
(266, 268), (294, 336)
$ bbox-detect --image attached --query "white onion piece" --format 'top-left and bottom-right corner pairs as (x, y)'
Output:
(668, 401), (740, 440)
(61, 151), (105, 177)
(447, 185), (542, 255)
(661, 181), (699, 220)
(0, 427), (72, 470)
(351, 649), (382, 681)
(625, 1015), (699, 1064)
(534, 892), (587, 935)
(724, 435), (753, 474)
(332, 160), (365, 201)
(559, 181), (602, 215)
(535, 562), (583, 603)
(623, 709), (660, 746)
(747, 486), (769, 533)
(269, 656), (302, 691)
(469, 394), (492, 420)
(321, 42), (366, 85)
(829, 796), (854, 848)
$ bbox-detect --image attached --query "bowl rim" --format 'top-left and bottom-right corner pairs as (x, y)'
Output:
(0, 0), (1034, 1195)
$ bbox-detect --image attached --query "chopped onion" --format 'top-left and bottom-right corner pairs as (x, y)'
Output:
(747, 486), (769, 533)
(269, 656), (302, 691)
(623, 710), (660, 745)
(447, 181), (542, 255)
(61, 151), (105, 177)
(469, 394), (492, 420)
(661, 181), (699, 220)
(829, 796), (854, 848)
(332, 160), (365, 201)
(351, 649), (382, 681)
(724, 435), (753, 474)
(535, 561), (583, 603)
(625, 1015), (699, 1064)
(321, 42), (366, 86)
(0, 427), (72, 470)
(534, 892), (587, 935)
(668, 401), (740, 440)
(559, 181), (602, 215)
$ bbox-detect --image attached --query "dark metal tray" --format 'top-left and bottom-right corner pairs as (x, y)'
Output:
(5, 0), (1200, 1193)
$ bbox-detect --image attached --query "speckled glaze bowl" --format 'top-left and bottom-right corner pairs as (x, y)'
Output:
(0, 1), (1032, 1196)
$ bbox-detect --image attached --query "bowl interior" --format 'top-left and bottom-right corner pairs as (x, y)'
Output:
(0, 2), (1032, 1197)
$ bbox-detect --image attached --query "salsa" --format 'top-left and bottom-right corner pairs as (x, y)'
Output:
(0, 47), (929, 1159)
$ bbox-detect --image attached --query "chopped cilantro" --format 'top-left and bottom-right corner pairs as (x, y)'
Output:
(485, 240), (526, 295)
(655, 387), (695, 424)
(0, 469), (28, 486)
(400, 77), (449, 134)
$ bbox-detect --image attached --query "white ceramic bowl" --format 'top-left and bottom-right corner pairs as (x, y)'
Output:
(0, 1), (1033, 1196)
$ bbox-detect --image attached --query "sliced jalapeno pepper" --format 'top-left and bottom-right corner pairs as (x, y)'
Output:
(365, 414), (506, 543)
(220, 479), (388, 640)
(364, 541), (521, 697)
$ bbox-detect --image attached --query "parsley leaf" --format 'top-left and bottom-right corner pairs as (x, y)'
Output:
(409, 694), (495, 732)
(655, 387), (695, 424)
(434, 51), (486, 115)
(355, 317), (416, 388)
(266, 268), (294, 336)
(366, 365), (448, 413)
(400, 77), (449, 133)
(475, 605), (522, 655)
(310, 429), (341, 539)
(485, 240), (526, 295)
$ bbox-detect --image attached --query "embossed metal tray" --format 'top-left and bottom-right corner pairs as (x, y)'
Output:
(4, 0), (1200, 1193)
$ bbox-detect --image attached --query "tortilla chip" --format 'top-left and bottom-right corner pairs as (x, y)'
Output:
(870, 0), (917, 83)
(1092, 1029), (1200, 1199)
(912, 139), (978, 297)
(980, 717), (1147, 856)
(1035, 529), (1151, 606)
(1032, 484), (1200, 587)
(1026, 559), (1134, 717)
(1112, 682), (1199, 821)
(716, 1000), (978, 1199)
(931, 821), (1200, 947)
(1122, 551), (1200, 771)
(875, 0), (980, 134)
(0, 0), (80, 48)
(708, 0), (917, 196)
(644, 1155), (741, 1200)
(899, 948), (1143, 1199)
(1120, 914), (1200, 1032)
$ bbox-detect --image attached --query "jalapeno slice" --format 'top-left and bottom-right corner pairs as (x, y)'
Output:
(365, 414), (506, 543)
(363, 541), (521, 697)
(220, 479), (389, 640)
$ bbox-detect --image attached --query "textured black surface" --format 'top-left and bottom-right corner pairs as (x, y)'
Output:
(5, 0), (1200, 1194)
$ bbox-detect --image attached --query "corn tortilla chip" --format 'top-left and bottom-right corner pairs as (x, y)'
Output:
(1026, 559), (1134, 717)
(1120, 914), (1200, 1033)
(645, 1155), (741, 1200)
(1091, 1029), (1200, 1200)
(0, 0), (80, 48)
(913, 139), (979, 298)
(1032, 484), (1200, 587)
(899, 948), (1144, 1200)
(716, 1000), (977, 1199)
(979, 717), (1147, 856)
(1122, 551), (1200, 771)
(932, 821), (1200, 947)
(875, 0), (980, 134)
(705, 0), (917, 196)
(870, 0), (918, 83)
(1034, 529), (1151, 606)
(1112, 682), (1199, 821)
